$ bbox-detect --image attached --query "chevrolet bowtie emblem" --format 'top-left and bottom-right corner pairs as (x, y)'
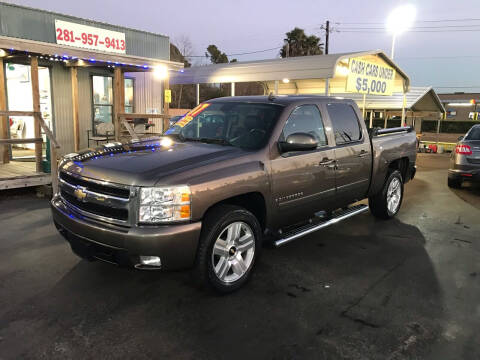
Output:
(73, 186), (88, 202)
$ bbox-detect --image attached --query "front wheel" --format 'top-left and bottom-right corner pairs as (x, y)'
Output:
(194, 204), (262, 293)
(369, 170), (404, 219)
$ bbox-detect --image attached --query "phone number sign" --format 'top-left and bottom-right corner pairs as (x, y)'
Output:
(55, 20), (126, 54)
(345, 58), (396, 96)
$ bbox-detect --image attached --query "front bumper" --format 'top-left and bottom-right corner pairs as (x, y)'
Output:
(51, 195), (202, 270)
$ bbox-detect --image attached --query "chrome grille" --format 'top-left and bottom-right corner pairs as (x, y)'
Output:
(59, 171), (132, 226)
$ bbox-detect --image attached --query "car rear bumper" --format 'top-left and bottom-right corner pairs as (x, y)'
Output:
(448, 168), (480, 181)
(51, 195), (202, 270)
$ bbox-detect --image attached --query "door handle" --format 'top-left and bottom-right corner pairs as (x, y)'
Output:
(319, 158), (336, 168)
(357, 150), (369, 158)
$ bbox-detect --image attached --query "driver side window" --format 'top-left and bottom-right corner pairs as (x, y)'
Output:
(281, 105), (327, 147)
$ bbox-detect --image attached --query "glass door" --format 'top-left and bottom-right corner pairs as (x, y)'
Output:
(5, 63), (53, 159)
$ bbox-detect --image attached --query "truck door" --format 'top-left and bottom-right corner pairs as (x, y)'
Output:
(325, 102), (372, 205)
(270, 104), (336, 226)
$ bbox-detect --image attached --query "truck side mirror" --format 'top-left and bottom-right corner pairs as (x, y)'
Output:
(458, 136), (464, 141)
(278, 132), (318, 153)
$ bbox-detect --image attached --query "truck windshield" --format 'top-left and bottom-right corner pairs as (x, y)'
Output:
(165, 102), (284, 150)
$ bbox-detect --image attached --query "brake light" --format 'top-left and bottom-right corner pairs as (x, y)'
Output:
(456, 144), (472, 155)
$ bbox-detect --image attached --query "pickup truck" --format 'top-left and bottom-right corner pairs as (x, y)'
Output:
(51, 95), (417, 292)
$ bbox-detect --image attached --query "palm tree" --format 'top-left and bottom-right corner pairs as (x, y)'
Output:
(280, 27), (324, 58)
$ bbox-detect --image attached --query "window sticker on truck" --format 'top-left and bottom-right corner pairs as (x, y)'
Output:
(175, 103), (211, 128)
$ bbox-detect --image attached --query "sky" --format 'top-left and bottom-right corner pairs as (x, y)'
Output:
(3, 0), (480, 93)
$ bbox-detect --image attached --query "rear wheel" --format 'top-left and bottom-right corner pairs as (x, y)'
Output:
(369, 170), (404, 219)
(194, 204), (262, 293)
(448, 177), (462, 188)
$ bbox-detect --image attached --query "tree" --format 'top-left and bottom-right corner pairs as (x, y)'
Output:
(205, 45), (238, 64)
(206, 45), (229, 64)
(171, 36), (194, 107)
(174, 35), (193, 66)
(280, 27), (324, 58)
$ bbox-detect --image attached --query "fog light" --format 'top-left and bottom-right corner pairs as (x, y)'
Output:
(137, 255), (162, 269)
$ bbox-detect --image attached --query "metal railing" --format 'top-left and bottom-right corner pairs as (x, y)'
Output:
(0, 110), (61, 191)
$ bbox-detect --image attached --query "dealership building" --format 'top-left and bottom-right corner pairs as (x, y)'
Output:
(438, 93), (480, 121)
(0, 2), (183, 189)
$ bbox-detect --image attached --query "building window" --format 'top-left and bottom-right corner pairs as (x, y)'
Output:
(92, 75), (113, 133)
(125, 78), (134, 113)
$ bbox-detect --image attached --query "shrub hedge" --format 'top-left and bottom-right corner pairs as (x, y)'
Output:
(421, 120), (480, 133)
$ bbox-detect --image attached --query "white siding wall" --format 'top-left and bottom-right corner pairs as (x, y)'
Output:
(125, 72), (164, 134)
(51, 63), (74, 156)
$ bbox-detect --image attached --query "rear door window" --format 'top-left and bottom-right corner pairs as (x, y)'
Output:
(281, 104), (327, 147)
(326, 103), (362, 145)
(466, 127), (480, 140)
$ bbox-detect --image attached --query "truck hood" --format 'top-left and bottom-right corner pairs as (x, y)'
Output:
(60, 137), (247, 186)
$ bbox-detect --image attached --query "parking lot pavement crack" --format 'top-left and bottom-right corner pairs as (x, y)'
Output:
(340, 258), (407, 326)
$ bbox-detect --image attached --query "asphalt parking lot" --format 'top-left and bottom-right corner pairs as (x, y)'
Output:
(0, 153), (479, 360)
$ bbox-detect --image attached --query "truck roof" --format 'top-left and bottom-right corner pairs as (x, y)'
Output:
(207, 95), (355, 106)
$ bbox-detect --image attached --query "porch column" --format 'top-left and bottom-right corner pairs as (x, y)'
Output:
(401, 81), (407, 126)
(113, 67), (124, 141)
(231, 82), (235, 96)
(369, 110), (374, 128)
(325, 78), (330, 96)
(362, 94), (366, 119)
(163, 78), (170, 133)
(274, 80), (279, 95)
(30, 56), (42, 173)
(70, 67), (80, 151)
(196, 83), (200, 105)
(0, 57), (8, 164)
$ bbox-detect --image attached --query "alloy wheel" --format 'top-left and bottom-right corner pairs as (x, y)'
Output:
(211, 221), (255, 283)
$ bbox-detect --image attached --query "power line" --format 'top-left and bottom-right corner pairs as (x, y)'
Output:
(337, 29), (480, 33)
(187, 46), (282, 58)
(433, 86), (480, 89)
(338, 24), (480, 30)
(336, 18), (480, 25)
(397, 55), (480, 59)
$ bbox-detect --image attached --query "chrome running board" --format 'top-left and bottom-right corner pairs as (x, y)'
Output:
(274, 204), (369, 247)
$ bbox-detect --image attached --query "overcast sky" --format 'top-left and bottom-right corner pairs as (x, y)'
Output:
(4, 0), (480, 93)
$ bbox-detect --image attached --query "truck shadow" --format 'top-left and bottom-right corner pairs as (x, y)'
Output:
(1, 212), (443, 360)
(449, 181), (480, 210)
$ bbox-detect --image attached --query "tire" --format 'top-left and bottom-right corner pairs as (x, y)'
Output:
(369, 170), (404, 219)
(448, 177), (462, 188)
(193, 204), (262, 293)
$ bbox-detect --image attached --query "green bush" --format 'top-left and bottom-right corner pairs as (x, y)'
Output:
(421, 120), (480, 133)
(365, 119), (402, 128)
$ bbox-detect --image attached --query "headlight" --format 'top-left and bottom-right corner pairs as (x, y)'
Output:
(138, 185), (191, 223)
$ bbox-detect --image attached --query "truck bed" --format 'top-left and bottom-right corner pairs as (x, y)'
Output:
(369, 127), (418, 196)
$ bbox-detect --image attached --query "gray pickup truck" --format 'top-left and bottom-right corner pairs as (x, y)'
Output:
(51, 95), (417, 292)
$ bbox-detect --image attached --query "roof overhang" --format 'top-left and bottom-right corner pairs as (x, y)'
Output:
(170, 50), (410, 93)
(0, 35), (183, 71)
(332, 87), (445, 113)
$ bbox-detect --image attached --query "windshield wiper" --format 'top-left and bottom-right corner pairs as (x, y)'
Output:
(184, 137), (233, 146)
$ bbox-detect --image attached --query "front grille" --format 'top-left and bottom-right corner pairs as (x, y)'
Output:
(59, 171), (131, 224)
(60, 172), (130, 199)
(61, 190), (129, 221)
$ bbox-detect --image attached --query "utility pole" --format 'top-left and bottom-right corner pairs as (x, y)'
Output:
(325, 20), (330, 54)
